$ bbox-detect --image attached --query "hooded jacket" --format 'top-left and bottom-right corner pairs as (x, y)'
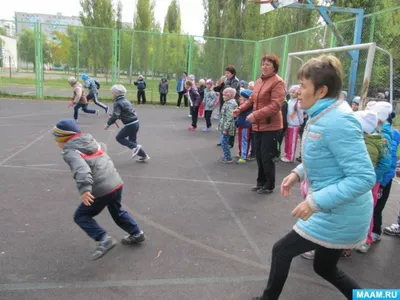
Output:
(62, 134), (123, 197)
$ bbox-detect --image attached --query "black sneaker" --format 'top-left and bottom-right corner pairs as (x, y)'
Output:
(121, 231), (146, 245)
(92, 235), (117, 260)
(251, 185), (262, 192)
(257, 188), (273, 195)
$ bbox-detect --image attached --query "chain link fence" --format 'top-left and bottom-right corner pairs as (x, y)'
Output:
(0, 6), (399, 103)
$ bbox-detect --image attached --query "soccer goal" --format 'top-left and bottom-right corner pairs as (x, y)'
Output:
(284, 42), (394, 108)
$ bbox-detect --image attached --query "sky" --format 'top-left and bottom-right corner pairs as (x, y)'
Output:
(0, 0), (205, 36)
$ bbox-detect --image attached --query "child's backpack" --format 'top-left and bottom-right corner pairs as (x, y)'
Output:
(95, 80), (101, 90)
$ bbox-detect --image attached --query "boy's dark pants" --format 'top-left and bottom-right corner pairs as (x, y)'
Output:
(87, 92), (108, 111)
(204, 110), (212, 128)
(116, 122), (147, 157)
(249, 129), (255, 157)
(373, 180), (393, 235)
(137, 90), (146, 104)
(73, 104), (96, 120)
(160, 93), (167, 105)
(191, 106), (199, 128)
(276, 128), (286, 157)
(255, 130), (279, 190)
(74, 187), (140, 241)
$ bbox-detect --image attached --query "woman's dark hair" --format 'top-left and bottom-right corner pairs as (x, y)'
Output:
(261, 54), (280, 73)
(297, 55), (343, 98)
(183, 72), (188, 76)
(224, 65), (236, 75)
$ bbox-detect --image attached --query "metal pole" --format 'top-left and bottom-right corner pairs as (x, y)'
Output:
(76, 27), (80, 78)
(348, 9), (364, 102)
(288, 42), (376, 57)
(151, 34), (155, 80)
(252, 41), (260, 81)
(221, 39), (227, 76)
(129, 0), (137, 85)
(359, 43), (376, 110)
(376, 46), (394, 106)
(369, 15), (376, 42)
(187, 37), (193, 74)
(322, 25), (327, 47)
(284, 55), (292, 88)
(280, 34), (289, 78)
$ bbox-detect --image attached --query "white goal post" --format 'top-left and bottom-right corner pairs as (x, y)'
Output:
(284, 42), (394, 108)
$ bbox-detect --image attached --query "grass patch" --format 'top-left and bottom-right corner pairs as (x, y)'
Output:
(0, 76), (181, 104)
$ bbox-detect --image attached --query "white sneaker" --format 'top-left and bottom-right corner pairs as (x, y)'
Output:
(280, 157), (292, 163)
(356, 243), (370, 253)
(136, 154), (150, 163)
(131, 145), (142, 158)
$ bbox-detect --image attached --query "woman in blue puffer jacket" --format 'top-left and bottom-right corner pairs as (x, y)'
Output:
(251, 55), (376, 300)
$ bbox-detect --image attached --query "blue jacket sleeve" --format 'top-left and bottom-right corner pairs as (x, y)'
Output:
(308, 116), (376, 212)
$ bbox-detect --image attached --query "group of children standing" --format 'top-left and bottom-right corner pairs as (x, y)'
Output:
(182, 74), (257, 164)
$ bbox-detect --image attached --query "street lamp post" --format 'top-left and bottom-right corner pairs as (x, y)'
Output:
(128, 0), (137, 85)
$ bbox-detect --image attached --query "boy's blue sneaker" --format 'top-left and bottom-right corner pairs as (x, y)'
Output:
(92, 235), (117, 261)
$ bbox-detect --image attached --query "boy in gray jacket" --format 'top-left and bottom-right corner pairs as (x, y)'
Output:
(53, 119), (145, 260)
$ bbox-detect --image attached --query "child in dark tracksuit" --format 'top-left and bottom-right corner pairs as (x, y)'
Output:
(106, 84), (150, 162)
(186, 80), (202, 130)
(159, 78), (168, 105)
(235, 89), (253, 164)
(53, 119), (145, 261)
(134, 75), (147, 104)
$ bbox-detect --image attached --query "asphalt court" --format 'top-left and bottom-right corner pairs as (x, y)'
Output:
(0, 98), (399, 300)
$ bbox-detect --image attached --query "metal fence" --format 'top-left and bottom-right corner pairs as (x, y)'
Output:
(0, 6), (399, 103)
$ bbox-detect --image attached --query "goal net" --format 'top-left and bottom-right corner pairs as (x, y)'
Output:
(284, 42), (394, 107)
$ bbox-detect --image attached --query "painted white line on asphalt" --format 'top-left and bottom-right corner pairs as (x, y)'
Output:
(0, 129), (51, 165)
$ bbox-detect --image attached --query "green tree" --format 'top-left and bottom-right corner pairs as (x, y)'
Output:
(17, 28), (50, 70)
(158, 0), (186, 78)
(49, 31), (71, 65)
(163, 0), (181, 33)
(79, 0), (115, 79)
(133, 0), (156, 75)
(0, 27), (6, 36)
(116, 0), (123, 29)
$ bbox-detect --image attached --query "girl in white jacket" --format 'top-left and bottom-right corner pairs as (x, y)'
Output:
(281, 85), (304, 162)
